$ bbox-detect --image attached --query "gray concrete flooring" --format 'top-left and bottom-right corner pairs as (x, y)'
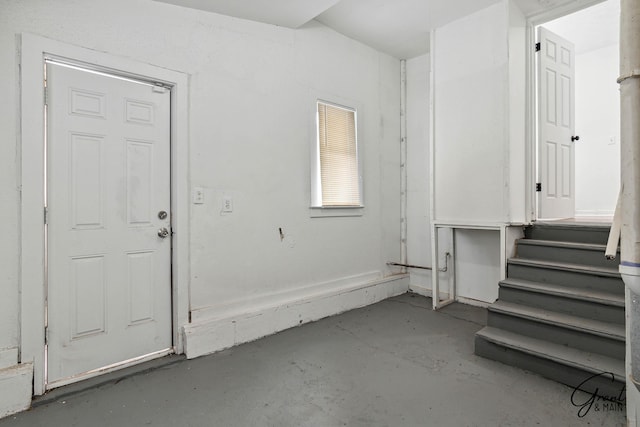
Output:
(0, 293), (626, 426)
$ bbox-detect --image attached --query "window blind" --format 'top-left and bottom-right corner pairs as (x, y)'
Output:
(317, 102), (361, 206)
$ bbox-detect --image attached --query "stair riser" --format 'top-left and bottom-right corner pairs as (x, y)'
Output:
(475, 337), (626, 400)
(498, 287), (625, 324)
(507, 264), (624, 295)
(487, 311), (624, 359)
(516, 244), (619, 269)
(525, 226), (611, 245)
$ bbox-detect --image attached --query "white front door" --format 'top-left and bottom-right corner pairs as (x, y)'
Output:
(46, 62), (172, 387)
(537, 27), (576, 219)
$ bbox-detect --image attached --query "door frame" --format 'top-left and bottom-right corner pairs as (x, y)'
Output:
(20, 33), (190, 395)
(524, 0), (605, 222)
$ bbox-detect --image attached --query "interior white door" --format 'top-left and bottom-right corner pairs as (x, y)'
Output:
(46, 62), (172, 387)
(537, 27), (576, 219)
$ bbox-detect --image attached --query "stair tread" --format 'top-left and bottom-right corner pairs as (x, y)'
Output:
(489, 301), (625, 339)
(500, 278), (625, 307)
(531, 222), (612, 230)
(477, 326), (624, 380)
(508, 257), (621, 277)
(517, 239), (617, 252)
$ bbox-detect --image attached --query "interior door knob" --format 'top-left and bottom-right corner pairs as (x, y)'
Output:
(158, 227), (170, 238)
(571, 135), (580, 142)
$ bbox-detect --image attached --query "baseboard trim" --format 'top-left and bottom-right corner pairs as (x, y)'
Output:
(183, 274), (410, 359)
(408, 283), (432, 297)
(0, 363), (32, 419)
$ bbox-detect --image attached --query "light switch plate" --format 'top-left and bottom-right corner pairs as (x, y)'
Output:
(222, 195), (233, 213)
(193, 187), (204, 204)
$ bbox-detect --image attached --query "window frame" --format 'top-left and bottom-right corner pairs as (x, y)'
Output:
(310, 98), (364, 215)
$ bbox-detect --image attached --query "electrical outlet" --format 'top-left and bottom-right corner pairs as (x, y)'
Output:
(222, 196), (233, 213)
(193, 187), (204, 204)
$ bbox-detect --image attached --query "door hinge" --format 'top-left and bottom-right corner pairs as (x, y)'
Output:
(44, 326), (49, 345)
(536, 183), (542, 192)
(535, 42), (541, 52)
(44, 206), (48, 224)
(152, 84), (167, 94)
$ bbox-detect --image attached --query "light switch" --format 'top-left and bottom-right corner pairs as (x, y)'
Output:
(222, 195), (233, 213)
(193, 187), (204, 204)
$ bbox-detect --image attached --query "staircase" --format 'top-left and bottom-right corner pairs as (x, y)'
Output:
(475, 222), (625, 397)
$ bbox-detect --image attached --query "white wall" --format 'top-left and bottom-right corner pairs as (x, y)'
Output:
(406, 54), (431, 289)
(0, 0), (401, 379)
(455, 230), (501, 302)
(408, 0), (526, 304)
(574, 43), (620, 216)
(433, 1), (510, 224)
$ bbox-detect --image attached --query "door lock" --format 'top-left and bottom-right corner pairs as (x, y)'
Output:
(157, 227), (170, 238)
(158, 210), (168, 220)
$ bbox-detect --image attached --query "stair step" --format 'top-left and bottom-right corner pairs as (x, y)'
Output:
(508, 258), (619, 277)
(487, 301), (624, 359)
(507, 258), (624, 294)
(516, 239), (619, 269)
(475, 327), (626, 398)
(489, 301), (624, 340)
(525, 223), (612, 245)
(519, 239), (612, 251)
(476, 326), (624, 380)
(499, 279), (624, 324)
(500, 278), (624, 307)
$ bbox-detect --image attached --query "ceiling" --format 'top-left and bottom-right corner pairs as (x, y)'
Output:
(543, 0), (619, 54)
(153, 0), (612, 59)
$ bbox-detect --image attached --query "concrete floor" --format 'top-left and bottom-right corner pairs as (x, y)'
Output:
(0, 293), (626, 426)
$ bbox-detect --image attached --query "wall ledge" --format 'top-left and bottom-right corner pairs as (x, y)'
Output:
(183, 274), (409, 359)
(0, 363), (33, 419)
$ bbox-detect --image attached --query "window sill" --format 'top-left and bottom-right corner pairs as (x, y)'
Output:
(309, 206), (364, 218)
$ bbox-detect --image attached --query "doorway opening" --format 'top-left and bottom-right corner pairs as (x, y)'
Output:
(20, 34), (190, 396)
(535, 0), (620, 220)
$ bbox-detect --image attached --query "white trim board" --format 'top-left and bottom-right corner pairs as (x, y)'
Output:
(190, 270), (383, 322)
(183, 274), (410, 359)
(19, 33), (190, 396)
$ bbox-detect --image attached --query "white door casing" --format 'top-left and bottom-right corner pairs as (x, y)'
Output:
(46, 62), (172, 387)
(537, 26), (576, 219)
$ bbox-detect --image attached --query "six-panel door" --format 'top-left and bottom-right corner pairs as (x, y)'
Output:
(46, 63), (172, 387)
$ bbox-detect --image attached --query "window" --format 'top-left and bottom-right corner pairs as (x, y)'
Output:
(312, 100), (362, 208)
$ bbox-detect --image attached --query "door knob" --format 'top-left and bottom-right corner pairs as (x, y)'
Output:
(571, 135), (580, 142)
(158, 227), (170, 238)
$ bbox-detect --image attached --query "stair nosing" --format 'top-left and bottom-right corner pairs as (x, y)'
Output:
(508, 258), (621, 278)
(499, 278), (625, 307)
(488, 301), (625, 340)
(517, 239), (616, 252)
(477, 326), (625, 380)
(529, 222), (612, 230)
